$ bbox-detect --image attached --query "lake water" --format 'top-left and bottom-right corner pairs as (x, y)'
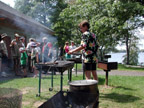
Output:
(108, 52), (144, 64)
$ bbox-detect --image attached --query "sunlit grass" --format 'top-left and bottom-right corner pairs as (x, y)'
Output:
(0, 74), (144, 108)
(75, 63), (144, 71)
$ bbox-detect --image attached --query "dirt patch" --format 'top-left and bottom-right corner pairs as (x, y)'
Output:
(63, 86), (69, 90)
(22, 101), (30, 105)
(21, 87), (35, 95)
(33, 101), (44, 107)
(99, 85), (115, 93)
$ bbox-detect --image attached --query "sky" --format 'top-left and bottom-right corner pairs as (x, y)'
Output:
(1, 0), (144, 50)
(0, 0), (15, 7)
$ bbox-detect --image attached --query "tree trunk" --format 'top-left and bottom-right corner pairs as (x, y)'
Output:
(99, 47), (104, 61)
(43, 0), (47, 26)
(126, 35), (129, 65)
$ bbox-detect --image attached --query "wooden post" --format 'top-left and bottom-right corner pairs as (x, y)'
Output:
(105, 70), (109, 86)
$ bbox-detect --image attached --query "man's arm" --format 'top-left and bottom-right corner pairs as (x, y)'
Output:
(68, 45), (84, 54)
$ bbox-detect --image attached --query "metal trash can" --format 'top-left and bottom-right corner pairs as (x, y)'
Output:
(39, 80), (99, 108)
(69, 80), (99, 108)
(0, 88), (22, 108)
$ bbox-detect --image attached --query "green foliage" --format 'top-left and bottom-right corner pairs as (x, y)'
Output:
(122, 38), (139, 65)
(14, 0), (67, 28)
(14, 0), (33, 14)
(53, 0), (144, 60)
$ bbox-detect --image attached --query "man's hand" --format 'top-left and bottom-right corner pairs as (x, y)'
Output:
(68, 51), (73, 54)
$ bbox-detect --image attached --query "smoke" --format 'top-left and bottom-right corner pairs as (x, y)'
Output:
(11, 12), (58, 46)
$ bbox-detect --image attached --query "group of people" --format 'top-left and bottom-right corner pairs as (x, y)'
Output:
(0, 33), (54, 78)
(1, 20), (99, 81)
(64, 41), (77, 59)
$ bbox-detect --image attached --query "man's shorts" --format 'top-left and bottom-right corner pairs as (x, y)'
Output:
(83, 63), (97, 71)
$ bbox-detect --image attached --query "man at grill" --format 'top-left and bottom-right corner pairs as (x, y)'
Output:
(68, 20), (99, 80)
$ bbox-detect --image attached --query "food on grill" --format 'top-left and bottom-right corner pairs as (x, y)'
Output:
(45, 61), (58, 65)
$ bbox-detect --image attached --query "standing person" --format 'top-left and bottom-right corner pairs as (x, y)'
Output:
(13, 33), (22, 76)
(58, 46), (64, 60)
(10, 39), (21, 76)
(68, 20), (99, 80)
(47, 42), (53, 61)
(0, 34), (8, 77)
(19, 47), (28, 77)
(35, 42), (41, 62)
(64, 41), (71, 59)
(26, 38), (35, 72)
(41, 37), (50, 63)
(69, 41), (77, 58)
(69, 41), (77, 71)
(15, 33), (22, 48)
(30, 42), (39, 77)
(20, 36), (25, 48)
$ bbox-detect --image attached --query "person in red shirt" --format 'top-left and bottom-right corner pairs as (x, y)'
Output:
(47, 42), (53, 60)
(42, 37), (53, 63)
(64, 41), (71, 59)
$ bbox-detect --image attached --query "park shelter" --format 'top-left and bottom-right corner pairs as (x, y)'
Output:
(0, 1), (54, 58)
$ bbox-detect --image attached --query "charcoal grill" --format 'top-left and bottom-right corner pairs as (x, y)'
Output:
(36, 61), (74, 96)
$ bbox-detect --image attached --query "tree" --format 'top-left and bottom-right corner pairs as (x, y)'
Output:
(123, 35), (139, 65)
(14, 0), (32, 14)
(53, 0), (144, 62)
(14, 0), (67, 28)
(113, 0), (144, 64)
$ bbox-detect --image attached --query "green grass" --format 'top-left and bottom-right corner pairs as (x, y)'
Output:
(0, 74), (144, 108)
(118, 64), (144, 71)
(75, 63), (144, 71)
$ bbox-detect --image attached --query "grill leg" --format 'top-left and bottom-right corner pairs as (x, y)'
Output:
(60, 72), (63, 91)
(51, 68), (54, 89)
(69, 68), (72, 82)
(37, 65), (42, 97)
(68, 69), (69, 80)
(76, 63), (77, 76)
(105, 70), (109, 86)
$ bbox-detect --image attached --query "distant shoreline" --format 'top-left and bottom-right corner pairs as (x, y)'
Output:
(111, 50), (144, 53)
(108, 52), (144, 64)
